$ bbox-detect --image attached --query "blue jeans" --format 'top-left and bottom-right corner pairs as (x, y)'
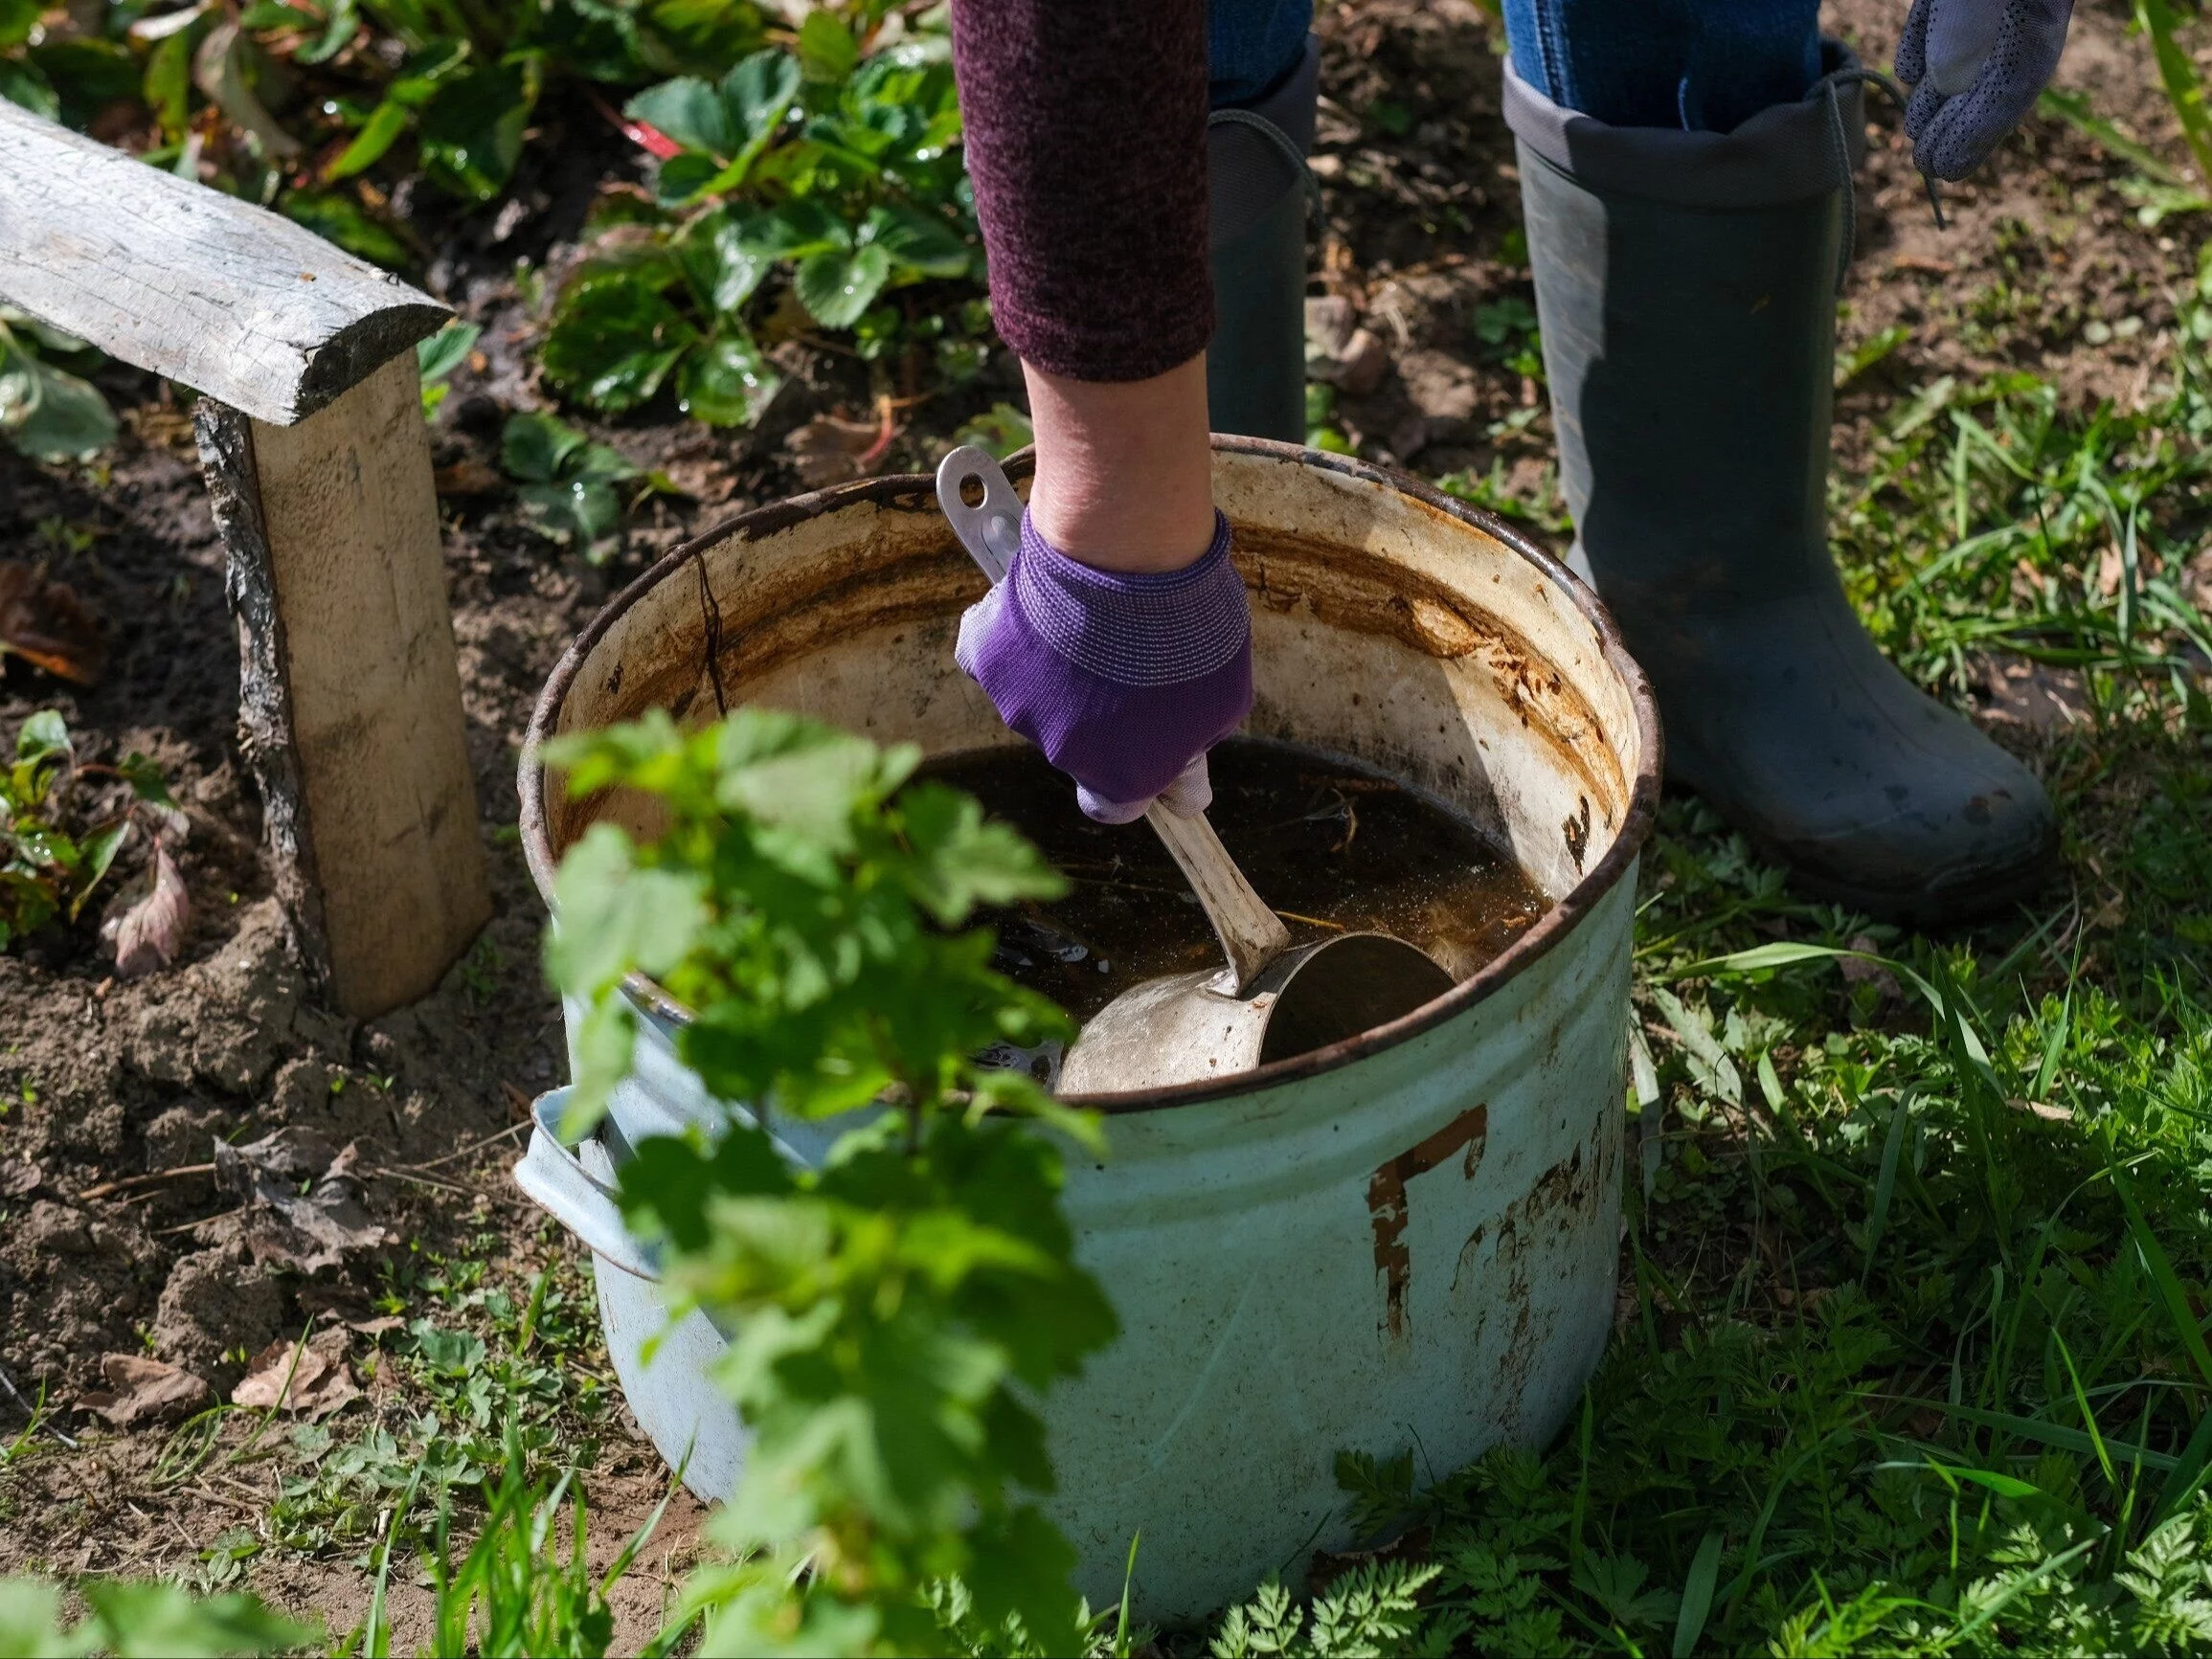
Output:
(1208, 0), (1311, 106)
(1207, 0), (1818, 131)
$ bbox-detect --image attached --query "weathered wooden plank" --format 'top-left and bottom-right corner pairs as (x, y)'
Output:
(195, 354), (490, 1016)
(0, 100), (447, 426)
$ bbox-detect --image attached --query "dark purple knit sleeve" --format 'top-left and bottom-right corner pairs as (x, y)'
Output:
(951, 0), (1213, 383)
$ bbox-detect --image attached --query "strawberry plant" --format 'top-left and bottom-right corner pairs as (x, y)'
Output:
(544, 707), (1116, 1654)
(1, 0), (773, 269)
(0, 311), (116, 463)
(1, 710), (178, 954)
(500, 409), (653, 556)
(539, 5), (982, 427)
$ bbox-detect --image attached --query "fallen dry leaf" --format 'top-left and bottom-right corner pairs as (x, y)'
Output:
(786, 415), (880, 488)
(0, 560), (104, 684)
(103, 841), (191, 979)
(433, 459), (506, 498)
(659, 449), (737, 505)
(1978, 654), (2089, 737)
(214, 1131), (391, 1273)
(76, 1354), (211, 1427)
(232, 1328), (358, 1419)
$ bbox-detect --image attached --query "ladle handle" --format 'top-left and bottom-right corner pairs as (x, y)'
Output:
(1142, 801), (1293, 994)
(935, 444), (1291, 996)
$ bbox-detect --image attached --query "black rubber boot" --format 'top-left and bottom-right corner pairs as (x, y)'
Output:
(1502, 49), (2056, 924)
(1207, 36), (1318, 442)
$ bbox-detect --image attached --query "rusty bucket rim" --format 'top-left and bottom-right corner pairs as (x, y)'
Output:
(517, 436), (1664, 1115)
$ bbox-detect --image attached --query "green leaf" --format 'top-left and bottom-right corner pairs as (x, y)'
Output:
(72, 820), (129, 916)
(560, 994), (636, 1139)
(116, 752), (176, 807)
(280, 190), (412, 270)
(896, 783), (1066, 922)
(517, 479), (624, 549)
(0, 340), (117, 463)
(415, 320), (480, 385)
(1673, 1530), (1725, 1658)
(501, 410), (589, 483)
(862, 201), (972, 280)
(0, 0), (40, 51)
(0, 58), (57, 122)
(540, 275), (699, 414)
(417, 61), (532, 203)
(29, 38), (139, 129)
(79, 1581), (307, 1657)
(738, 198), (847, 261)
(0, 1577), (68, 1658)
(963, 1506), (1086, 1657)
(721, 48), (801, 147)
(678, 208), (775, 316)
(651, 150), (725, 207)
(142, 30), (194, 138)
(294, 0), (358, 64)
(794, 11), (856, 84)
(547, 821), (710, 997)
(678, 330), (781, 428)
(616, 1125), (792, 1253)
(793, 243), (891, 330)
(18, 712), (74, 770)
(625, 75), (733, 157)
(383, 37), (468, 107)
(323, 98), (411, 181)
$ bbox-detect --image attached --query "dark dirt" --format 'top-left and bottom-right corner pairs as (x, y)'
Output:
(0, 0), (2183, 1634)
(935, 740), (1548, 1023)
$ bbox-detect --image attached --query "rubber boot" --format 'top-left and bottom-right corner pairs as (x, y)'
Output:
(1207, 36), (1318, 442)
(1501, 48), (2056, 924)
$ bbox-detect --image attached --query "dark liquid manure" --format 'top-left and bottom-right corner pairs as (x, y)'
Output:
(925, 739), (1552, 1024)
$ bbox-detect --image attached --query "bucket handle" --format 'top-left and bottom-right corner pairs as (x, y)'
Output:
(512, 1088), (662, 1283)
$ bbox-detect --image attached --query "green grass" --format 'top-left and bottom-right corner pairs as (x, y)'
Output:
(1178, 252), (2212, 1659)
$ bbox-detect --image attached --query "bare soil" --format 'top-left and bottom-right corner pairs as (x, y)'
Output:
(0, 0), (2185, 1640)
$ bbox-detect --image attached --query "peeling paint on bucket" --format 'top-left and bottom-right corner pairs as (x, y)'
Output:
(515, 438), (1661, 1619)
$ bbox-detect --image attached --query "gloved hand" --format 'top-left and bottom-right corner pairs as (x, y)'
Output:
(954, 510), (1253, 823)
(1896, 0), (2073, 180)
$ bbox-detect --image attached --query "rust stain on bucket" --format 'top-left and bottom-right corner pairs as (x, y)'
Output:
(1366, 1103), (1490, 1339)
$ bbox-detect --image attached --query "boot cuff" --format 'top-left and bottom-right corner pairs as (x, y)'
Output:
(1502, 39), (1867, 208)
(1209, 33), (1319, 249)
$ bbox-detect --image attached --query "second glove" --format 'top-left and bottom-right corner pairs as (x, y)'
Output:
(1897, 0), (2073, 180)
(955, 510), (1253, 823)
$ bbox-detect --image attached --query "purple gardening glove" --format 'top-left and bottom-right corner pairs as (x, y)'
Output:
(1896, 0), (2073, 180)
(955, 510), (1253, 823)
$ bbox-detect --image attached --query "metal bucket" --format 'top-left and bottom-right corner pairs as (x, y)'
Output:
(515, 438), (1660, 1618)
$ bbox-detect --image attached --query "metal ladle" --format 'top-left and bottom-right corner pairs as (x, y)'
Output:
(936, 447), (1454, 1094)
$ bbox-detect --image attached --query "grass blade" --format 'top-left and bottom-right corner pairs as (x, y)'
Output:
(1673, 1529), (1724, 1658)
(2137, 0), (2212, 188)
(2110, 1158), (2212, 1392)
(1862, 1095), (1909, 1279)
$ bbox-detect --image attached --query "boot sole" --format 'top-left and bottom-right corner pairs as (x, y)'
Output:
(1738, 818), (2063, 930)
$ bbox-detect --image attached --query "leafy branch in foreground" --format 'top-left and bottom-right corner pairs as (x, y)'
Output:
(545, 707), (1117, 1656)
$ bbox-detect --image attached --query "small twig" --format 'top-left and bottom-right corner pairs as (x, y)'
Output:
(79, 1162), (216, 1202)
(0, 1360), (78, 1449)
(1275, 909), (1347, 931)
(381, 1120), (529, 1177)
(366, 1166), (532, 1208)
(154, 1206), (240, 1238)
